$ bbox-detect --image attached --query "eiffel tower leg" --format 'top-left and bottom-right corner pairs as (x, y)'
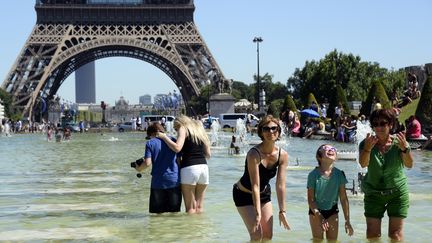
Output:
(2, 24), (73, 121)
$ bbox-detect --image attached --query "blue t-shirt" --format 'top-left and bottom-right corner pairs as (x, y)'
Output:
(307, 167), (348, 210)
(144, 137), (179, 189)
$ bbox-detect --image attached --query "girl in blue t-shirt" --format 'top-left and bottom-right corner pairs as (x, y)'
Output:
(307, 144), (354, 240)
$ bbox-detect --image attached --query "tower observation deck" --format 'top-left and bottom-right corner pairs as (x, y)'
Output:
(36, 0), (194, 24)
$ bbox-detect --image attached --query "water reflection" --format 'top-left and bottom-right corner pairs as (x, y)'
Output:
(0, 132), (431, 242)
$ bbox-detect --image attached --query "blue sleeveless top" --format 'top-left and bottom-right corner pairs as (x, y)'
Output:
(239, 147), (281, 191)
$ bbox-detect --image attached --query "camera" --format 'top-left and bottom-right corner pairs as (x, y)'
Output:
(130, 158), (144, 178)
(130, 158), (144, 168)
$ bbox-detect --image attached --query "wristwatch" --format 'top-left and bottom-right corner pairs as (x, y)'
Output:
(401, 147), (410, 153)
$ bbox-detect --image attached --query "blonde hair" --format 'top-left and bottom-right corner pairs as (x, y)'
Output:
(174, 115), (210, 147)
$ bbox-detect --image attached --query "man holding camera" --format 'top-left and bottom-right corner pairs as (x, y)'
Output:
(134, 122), (182, 213)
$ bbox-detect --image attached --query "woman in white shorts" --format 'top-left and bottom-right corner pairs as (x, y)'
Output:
(158, 115), (211, 214)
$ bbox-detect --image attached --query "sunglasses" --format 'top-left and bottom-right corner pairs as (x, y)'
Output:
(372, 120), (389, 127)
(262, 126), (279, 132)
(320, 145), (337, 153)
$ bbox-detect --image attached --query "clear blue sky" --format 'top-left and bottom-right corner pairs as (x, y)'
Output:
(1, 0), (431, 105)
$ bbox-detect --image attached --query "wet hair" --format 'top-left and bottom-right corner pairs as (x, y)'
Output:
(369, 108), (396, 129)
(257, 115), (281, 140)
(147, 122), (165, 137)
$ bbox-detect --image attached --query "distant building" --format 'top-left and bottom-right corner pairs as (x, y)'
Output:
(139, 94), (152, 105)
(154, 94), (165, 103)
(75, 61), (96, 104)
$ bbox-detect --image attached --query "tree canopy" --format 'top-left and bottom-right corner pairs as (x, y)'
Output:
(286, 49), (405, 107)
(0, 88), (21, 121)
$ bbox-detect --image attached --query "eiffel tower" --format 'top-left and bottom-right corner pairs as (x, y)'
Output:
(1, 0), (228, 120)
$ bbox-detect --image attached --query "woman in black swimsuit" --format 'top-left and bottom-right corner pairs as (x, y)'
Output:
(233, 115), (290, 241)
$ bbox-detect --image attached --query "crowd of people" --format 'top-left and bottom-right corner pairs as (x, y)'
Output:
(0, 107), (419, 241)
(0, 118), (80, 141)
(1, 72), (427, 241)
(129, 109), (415, 241)
(280, 101), (360, 143)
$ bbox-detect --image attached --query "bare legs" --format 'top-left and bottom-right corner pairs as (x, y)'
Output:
(237, 202), (274, 241)
(366, 217), (404, 241)
(309, 213), (339, 241)
(181, 184), (207, 214)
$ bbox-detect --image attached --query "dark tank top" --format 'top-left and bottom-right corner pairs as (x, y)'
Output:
(180, 135), (207, 169)
(239, 147), (281, 191)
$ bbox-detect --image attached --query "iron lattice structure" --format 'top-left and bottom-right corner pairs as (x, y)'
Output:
(2, 1), (227, 119)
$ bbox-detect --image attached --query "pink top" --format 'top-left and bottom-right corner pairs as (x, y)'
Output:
(407, 119), (421, 138)
(292, 120), (301, 134)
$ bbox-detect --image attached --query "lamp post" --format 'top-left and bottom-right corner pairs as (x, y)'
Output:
(100, 101), (106, 124)
(253, 37), (263, 112)
(206, 79), (211, 115)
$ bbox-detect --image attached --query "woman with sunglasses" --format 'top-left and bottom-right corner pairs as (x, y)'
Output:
(359, 108), (413, 241)
(307, 144), (354, 240)
(232, 115), (290, 241)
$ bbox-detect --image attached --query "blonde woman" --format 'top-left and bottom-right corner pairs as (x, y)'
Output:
(158, 115), (211, 214)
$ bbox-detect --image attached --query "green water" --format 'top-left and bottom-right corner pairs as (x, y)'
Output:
(0, 132), (431, 242)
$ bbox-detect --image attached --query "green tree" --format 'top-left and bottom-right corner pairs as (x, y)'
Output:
(267, 99), (283, 118)
(232, 80), (253, 101)
(282, 95), (297, 112)
(0, 88), (21, 120)
(336, 84), (351, 115)
(360, 80), (390, 116)
(416, 75), (432, 131)
(286, 49), (404, 105)
(254, 73), (280, 107)
(306, 93), (318, 108)
(188, 85), (211, 115)
(327, 84), (350, 118)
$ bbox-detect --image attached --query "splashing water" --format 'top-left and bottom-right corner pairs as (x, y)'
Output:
(235, 118), (249, 154)
(277, 121), (290, 148)
(165, 121), (175, 136)
(355, 120), (373, 172)
(210, 120), (221, 146)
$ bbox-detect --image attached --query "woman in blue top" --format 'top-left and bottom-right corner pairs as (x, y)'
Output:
(307, 144), (354, 240)
(233, 115), (290, 241)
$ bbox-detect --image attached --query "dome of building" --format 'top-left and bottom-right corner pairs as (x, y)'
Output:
(115, 96), (130, 110)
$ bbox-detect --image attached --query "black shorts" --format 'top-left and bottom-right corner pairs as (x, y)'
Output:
(149, 186), (182, 213)
(232, 183), (271, 207)
(308, 204), (339, 219)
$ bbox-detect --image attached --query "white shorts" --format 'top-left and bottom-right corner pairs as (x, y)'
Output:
(180, 164), (209, 185)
